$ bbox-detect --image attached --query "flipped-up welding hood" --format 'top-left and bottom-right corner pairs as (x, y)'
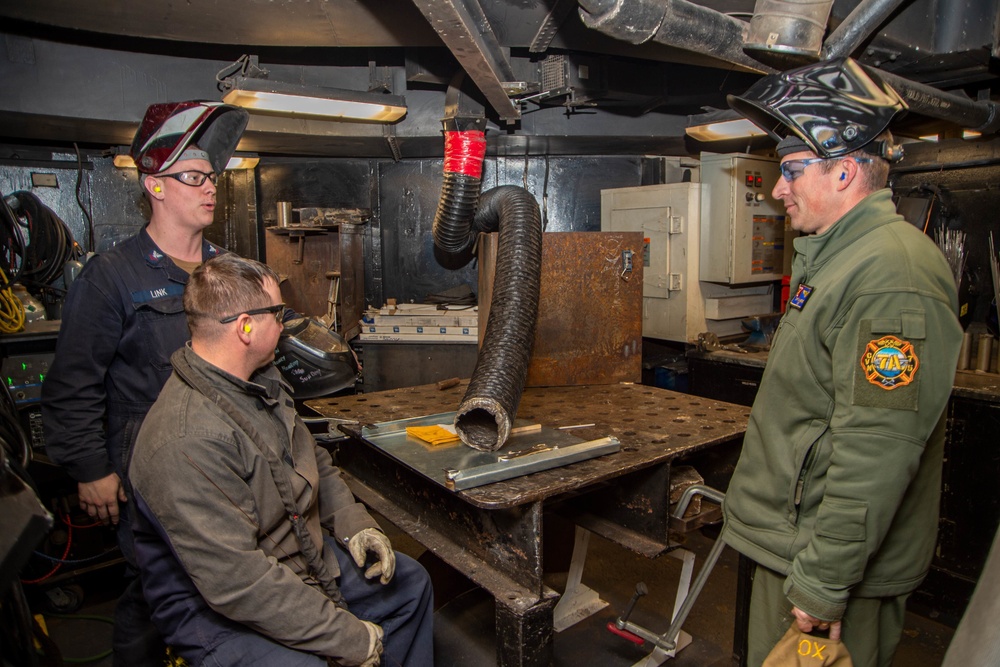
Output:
(275, 317), (359, 399)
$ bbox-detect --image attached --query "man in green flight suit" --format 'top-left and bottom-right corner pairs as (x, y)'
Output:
(723, 57), (963, 666)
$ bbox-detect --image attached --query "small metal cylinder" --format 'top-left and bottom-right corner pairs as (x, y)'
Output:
(957, 332), (972, 370)
(276, 201), (293, 228)
(976, 334), (993, 373)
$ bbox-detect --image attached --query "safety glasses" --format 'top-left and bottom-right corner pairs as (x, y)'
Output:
(218, 303), (285, 324)
(779, 157), (872, 182)
(157, 170), (219, 187)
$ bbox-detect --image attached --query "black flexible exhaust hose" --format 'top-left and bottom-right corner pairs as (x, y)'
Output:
(453, 186), (542, 451)
(431, 110), (543, 452)
(432, 172), (482, 254)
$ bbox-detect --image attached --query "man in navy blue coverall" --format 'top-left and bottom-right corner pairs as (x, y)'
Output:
(41, 101), (248, 665)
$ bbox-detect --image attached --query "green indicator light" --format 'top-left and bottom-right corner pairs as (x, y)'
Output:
(6, 377), (12, 386)
(21, 363), (27, 371)
(39, 374), (45, 382)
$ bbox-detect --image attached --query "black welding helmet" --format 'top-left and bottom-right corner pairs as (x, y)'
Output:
(727, 57), (906, 161)
(274, 317), (359, 399)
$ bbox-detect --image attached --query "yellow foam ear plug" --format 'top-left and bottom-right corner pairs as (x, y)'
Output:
(154, 185), (161, 192)
(243, 323), (252, 333)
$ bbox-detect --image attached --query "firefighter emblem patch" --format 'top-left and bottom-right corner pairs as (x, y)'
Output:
(860, 335), (919, 390)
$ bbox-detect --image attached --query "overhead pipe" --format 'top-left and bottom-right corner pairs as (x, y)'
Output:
(577, 0), (1000, 135)
(431, 75), (543, 452)
(743, 0), (837, 67)
(576, 0), (768, 73)
(867, 66), (1000, 134)
(821, 0), (910, 60)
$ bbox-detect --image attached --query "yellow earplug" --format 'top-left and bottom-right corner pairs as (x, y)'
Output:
(154, 185), (162, 192)
(243, 323), (252, 333)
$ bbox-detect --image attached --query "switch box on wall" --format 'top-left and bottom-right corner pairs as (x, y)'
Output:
(699, 153), (786, 284)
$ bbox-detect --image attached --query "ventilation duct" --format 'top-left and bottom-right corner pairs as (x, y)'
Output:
(743, 0), (837, 67)
(431, 78), (543, 452)
(578, 0), (1000, 136)
(577, 0), (767, 74)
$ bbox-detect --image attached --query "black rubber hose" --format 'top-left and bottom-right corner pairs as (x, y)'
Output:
(454, 186), (542, 451)
(432, 172), (482, 255)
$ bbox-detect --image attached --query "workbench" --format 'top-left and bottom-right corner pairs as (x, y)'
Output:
(306, 381), (750, 667)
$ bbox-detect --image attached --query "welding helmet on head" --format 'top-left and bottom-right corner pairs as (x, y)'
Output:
(727, 57), (906, 161)
(130, 101), (249, 174)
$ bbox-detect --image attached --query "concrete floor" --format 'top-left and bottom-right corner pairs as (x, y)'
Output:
(36, 519), (954, 666)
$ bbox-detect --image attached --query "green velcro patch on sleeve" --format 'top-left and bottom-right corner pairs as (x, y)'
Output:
(853, 319), (921, 411)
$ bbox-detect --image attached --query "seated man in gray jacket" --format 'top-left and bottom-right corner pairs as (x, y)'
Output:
(129, 254), (433, 667)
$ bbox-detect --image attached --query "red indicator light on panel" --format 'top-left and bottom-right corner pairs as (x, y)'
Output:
(755, 176), (763, 187)
(745, 174), (754, 187)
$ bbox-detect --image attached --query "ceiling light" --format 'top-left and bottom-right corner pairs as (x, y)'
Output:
(686, 117), (768, 142)
(113, 153), (259, 170)
(220, 76), (407, 123)
(225, 156), (260, 170)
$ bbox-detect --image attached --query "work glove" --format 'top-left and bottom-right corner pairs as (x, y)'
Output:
(348, 528), (396, 584)
(358, 620), (384, 667)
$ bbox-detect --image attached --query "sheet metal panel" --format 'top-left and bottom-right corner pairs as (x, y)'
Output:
(479, 231), (643, 387)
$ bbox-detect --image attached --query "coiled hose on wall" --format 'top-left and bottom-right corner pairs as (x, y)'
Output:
(431, 126), (543, 451)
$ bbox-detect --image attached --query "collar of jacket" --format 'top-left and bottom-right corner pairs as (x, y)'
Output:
(792, 189), (901, 274)
(169, 344), (293, 407)
(138, 226), (223, 269)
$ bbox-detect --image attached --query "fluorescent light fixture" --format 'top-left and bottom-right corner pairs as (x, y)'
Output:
(221, 76), (407, 123)
(686, 117), (768, 142)
(226, 156), (260, 170)
(113, 153), (259, 170)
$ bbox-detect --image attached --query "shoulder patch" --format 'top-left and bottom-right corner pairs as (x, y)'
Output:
(860, 335), (919, 390)
(789, 283), (813, 310)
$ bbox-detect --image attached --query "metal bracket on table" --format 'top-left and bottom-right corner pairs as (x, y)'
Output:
(443, 436), (620, 490)
(301, 416), (360, 444)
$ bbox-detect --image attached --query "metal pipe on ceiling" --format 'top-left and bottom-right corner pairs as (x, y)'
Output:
(576, 0), (769, 73)
(577, 0), (1000, 136)
(868, 66), (1000, 133)
(821, 0), (911, 60)
(743, 0), (837, 66)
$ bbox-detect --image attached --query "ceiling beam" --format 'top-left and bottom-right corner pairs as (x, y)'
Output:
(411, 0), (521, 123)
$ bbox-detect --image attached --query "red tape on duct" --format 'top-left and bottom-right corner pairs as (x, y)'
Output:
(444, 131), (487, 178)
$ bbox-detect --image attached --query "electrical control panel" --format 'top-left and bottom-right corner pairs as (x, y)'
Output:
(2, 353), (53, 451)
(1, 330), (58, 451)
(699, 153), (786, 284)
(2, 352), (52, 408)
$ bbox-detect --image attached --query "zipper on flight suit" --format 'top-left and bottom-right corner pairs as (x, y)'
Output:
(794, 443), (819, 509)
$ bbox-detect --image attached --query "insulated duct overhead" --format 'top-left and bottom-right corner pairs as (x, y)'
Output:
(577, 0), (768, 74)
(578, 0), (1000, 136)
(743, 0), (837, 67)
(742, 0), (911, 67)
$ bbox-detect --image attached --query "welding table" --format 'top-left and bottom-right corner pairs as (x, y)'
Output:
(306, 381), (750, 666)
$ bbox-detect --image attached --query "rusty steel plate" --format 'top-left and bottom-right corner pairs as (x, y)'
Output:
(478, 231), (644, 387)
